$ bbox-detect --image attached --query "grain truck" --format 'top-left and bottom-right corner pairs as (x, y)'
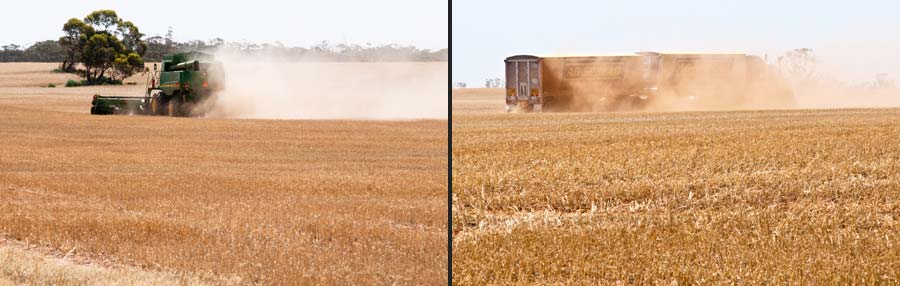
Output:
(90, 51), (224, 116)
(504, 52), (793, 112)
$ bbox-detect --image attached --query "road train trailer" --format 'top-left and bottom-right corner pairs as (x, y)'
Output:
(504, 52), (794, 112)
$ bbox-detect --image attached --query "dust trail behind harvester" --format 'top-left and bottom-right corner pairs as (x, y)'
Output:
(205, 50), (447, 120)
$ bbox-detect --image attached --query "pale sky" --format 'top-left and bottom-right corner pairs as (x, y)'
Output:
(453, 0), (900, 86)
(0, 0), (448, 50)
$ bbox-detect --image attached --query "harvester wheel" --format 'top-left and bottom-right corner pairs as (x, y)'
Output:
(167, 99), (179, 116)
(151, 94), (167, 115)
(167, 95), (186, 117)
(181, 102), (195, 117)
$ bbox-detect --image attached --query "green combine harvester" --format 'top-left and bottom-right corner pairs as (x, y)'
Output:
(90, 51), (224, 116)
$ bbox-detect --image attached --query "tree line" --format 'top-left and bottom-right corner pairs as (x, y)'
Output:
(0, 9), (446, 86)
(0, 41), (66, 62)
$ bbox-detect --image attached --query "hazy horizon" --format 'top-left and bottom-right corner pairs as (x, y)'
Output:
(0, 0), (447, 50)
(453, 0), (900, 86)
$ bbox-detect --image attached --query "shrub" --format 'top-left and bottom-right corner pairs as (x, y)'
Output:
(65, 79), (81, 87)
(47, 83), (56, 88)
(82, 77), (122, 86)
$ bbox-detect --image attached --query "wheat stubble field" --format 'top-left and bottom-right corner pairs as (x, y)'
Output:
(0, 63), (447, 285)
(452, 88), (900, 284)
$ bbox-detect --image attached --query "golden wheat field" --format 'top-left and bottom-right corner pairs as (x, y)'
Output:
(452, 88), (900, 285)
(0, 63), (448, 285)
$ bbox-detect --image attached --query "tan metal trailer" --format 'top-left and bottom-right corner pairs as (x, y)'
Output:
(504, 54), (648, 112)
(504, 52), (793, 112)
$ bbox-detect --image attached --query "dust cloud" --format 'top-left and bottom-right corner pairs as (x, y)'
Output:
(205, 50), (447, 120)
(529, 51), (900, 113)
(784, 53), (900, 110)
(788, 79), (900, 110)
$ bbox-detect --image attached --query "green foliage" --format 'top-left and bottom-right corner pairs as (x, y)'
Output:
(8, 21), (445, 63)
(47, 83), (56, 88)
(0, 44), (25, 62)
(84, 10), (119, 32)
(4, 38), (448, 63)
(82, 77), (122, 85)
(0, 41), (64, 62)
(6, 23), (445, 63)
(64, 77), (120, 86)
(57, 10), (146, 85)
(24, 40), (64, 62)
(58, 18), (91, 71)
(199, 41), (448, 62)
(110, 52), (143, 81)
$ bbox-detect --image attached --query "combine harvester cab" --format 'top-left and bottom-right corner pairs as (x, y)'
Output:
(504, 52), (794, 112)
(90, 51), (224, 117)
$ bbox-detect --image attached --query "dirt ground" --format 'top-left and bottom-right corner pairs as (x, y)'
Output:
(453, 88), (900, 284)
(0, 63), (448, 285)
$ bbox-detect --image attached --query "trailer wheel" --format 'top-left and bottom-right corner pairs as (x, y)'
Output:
(516, 100), (531, 112)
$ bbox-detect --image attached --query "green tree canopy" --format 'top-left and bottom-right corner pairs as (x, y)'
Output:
(58, 10), (146, 84)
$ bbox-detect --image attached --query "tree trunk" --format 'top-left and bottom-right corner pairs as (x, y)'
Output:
(97, 68), (106, 83)
(84, 66), (96, 83)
